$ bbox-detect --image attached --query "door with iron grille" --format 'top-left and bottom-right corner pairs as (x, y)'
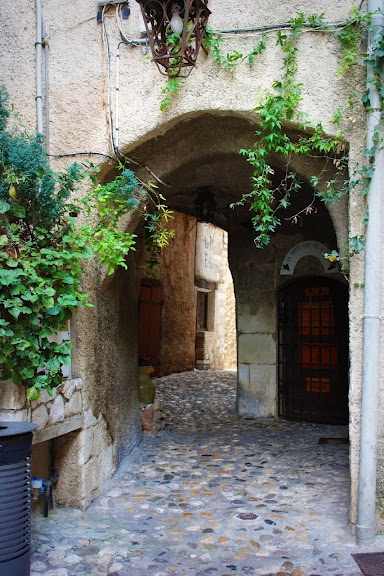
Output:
(278, 278), (348, 424)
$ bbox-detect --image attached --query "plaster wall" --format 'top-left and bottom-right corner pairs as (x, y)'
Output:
(136, 212), (197, 375)
(136, 214), (236, 374)
(72, 255), (142, 467)
(195, 222), (234, 370)
(156, 213), (197, 374)
(0, 253), (142, 507)
(0, 0), (382, 528)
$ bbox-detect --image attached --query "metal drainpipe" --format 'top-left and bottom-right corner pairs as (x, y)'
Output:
(36, 0), (43, 134)
(356, 0), (384, 546)
(116, 44), (121, 152)
(44, 25), (50, 154)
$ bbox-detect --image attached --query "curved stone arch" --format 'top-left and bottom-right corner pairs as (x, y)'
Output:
(100, 109), (348, 266)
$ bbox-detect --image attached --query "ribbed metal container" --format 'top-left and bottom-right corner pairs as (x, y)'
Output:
(0, 422), (37, 576)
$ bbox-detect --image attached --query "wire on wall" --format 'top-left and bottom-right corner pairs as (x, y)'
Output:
(48, 5), (368, 191)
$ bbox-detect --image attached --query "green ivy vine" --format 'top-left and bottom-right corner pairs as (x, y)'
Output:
(229, 13), (352, 248)
(159, 7), (384, 273)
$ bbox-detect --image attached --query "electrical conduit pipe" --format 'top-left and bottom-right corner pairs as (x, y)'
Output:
(356, 0), (384, 546)
(36, 0), (43, 134)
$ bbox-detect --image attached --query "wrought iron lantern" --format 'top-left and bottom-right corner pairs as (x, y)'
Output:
(194, 186), (216, 223)
(136, 0), (211, 78)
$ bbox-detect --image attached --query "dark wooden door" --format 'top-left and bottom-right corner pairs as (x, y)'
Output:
(138, 283), (162, 374)
(278, 278), (348, 424)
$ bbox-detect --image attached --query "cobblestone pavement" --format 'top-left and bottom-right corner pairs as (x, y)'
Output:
(31, 370), (384, 576)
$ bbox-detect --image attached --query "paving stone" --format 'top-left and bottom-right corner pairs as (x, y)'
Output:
(31, 370), (384, 576)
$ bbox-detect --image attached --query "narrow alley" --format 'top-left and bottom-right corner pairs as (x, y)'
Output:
(30, 371), (383, 576)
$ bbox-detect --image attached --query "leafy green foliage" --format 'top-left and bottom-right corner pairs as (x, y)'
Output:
(336, 7), (366, 74)
(159, 28), (267, 110)
(324, 235), (365, 273)
(228, 18), (350, 247)
(0, 87), (173, 397)
(143, 193), (175, 271)
(0, 233), (92, 399)
(202, 10), (384, 262)
(204, 27), (267, 72)
(160, 76), (183, 112)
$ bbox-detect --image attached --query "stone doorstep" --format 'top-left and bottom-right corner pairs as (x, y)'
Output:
(32, 414), (84, 444)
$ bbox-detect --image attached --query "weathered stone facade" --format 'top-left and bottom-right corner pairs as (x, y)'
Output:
(136, 214), (236, 375)
(0, 0), (383, 536)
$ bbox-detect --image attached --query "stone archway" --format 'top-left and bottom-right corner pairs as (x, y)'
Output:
(113, 111), (349, 419)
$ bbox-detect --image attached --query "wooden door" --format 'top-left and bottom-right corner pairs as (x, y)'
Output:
(138, 283), (163, 375)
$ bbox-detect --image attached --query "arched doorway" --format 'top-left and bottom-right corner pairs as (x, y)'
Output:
(278, 277), (349, 424)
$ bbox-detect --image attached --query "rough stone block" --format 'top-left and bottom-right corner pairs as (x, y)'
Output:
(0, 380), (26, 410)
(92, 419), (112, 454)
(83, 408), (98, 428)
(81, 427), (93, 465)
(64, 391), (82, 418)
(60, 378), (83, 400)
(82, 418), (112, 464)
(81, 444), (115, 509)
(249, 364), (276, 395)
(0, 409), (30, 422)
(32, 416), (83, 445)
(47, 395), (65, 425)
(237, 365), (277, 417)
(99, 444), (115, 484)
(238, 363), (250, 393)
(32, 404), (49, 430)
(237, 393), (271, 417)
(238, 333), (276, 365)
(0, 410), (30, 422)
(30, 388), (56, 409)
(238, 301), (276, 334)
(83, 455), (102, 496)
(54, 431), (86, 507)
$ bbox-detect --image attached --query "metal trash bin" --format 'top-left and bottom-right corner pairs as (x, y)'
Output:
(0, 422), (37, 576)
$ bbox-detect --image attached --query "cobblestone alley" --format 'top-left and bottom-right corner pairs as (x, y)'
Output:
(30, 370), (384, 576)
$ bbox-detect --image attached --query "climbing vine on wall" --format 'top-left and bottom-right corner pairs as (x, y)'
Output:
(160, 7), (384, 271)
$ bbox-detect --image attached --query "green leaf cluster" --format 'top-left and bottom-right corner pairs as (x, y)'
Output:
(160, 77), (183, 112)
(0, 87), (172, 397)
(336, 7), (366, 74)
(143, 192), (175, 272)
(231, 19), (349, 247)
(203, 9), (384, 259)
(204, 26), (267, 72)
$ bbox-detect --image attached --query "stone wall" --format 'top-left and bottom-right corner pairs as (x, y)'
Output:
(195, 222), (235, 370)
(224, 271), (237, 370)
(0, 0), (382, 529)
(0, 378), (84, 432)
(136, 214), (236, 374)
(230, 182), (346, 418)
(0, 378), (115, 509)
(136, 212), (197, 375)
